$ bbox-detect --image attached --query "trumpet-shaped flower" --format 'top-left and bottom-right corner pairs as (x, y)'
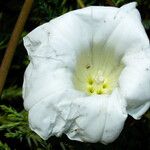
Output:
(23, 2), (150, 144)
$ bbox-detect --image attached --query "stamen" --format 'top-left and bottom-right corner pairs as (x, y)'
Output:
(87, 77), (94, 85)
(87, 86), (94, 94)
(96, 89), (103, 95)
(102, 83), (108, 89)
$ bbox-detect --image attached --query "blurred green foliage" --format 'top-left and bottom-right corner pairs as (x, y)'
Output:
(0, 0), (150, 149)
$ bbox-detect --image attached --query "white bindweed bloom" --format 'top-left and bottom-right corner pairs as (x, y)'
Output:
(23, 2), (150, 144)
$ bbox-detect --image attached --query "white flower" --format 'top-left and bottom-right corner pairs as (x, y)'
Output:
(23, 2), (150, 144)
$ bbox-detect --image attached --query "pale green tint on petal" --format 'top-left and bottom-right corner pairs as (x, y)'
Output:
(73, 48), (124, 95)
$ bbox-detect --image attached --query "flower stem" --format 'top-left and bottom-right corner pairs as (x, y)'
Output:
(0, 0), (34, 96)
(77, 0), (85, 8)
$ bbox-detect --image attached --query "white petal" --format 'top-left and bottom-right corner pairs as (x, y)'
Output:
(120, 2), (137, 14)
(28, 89), (83, 139)
(23, 3), (147, 65)
(23, 57), (76, 110)
(91, 2), (147, 67)
(119, 49), (150, 119)
(66, 89), (127, 144)
(100, 11), (149, 60)
(23, 3), (148, 80)
(28, 89), (127, 143)
(23, 9), (93, 66)
(120, 2), (140, 21)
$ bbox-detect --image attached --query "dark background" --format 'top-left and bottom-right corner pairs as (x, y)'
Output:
(0, 0), (150, 149)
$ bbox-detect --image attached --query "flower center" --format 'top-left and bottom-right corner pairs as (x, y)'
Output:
(86, 71), (112, 95)
(73, 50), (124, 95)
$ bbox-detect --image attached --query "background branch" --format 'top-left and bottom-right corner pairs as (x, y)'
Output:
(77, 0), (85, 8)
(0, 0), (33, 96)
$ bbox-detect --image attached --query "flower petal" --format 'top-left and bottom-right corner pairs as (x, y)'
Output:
(66, 89), (127, 144)
(96, 4), (149, 60)
(28, 89), (127, 143)
(119, 49), (150, 119)
(23, 57), (76, 110)
(23, 3), (146, 65)
(28, 89), (83, 139)
(23, 9), (93, 64)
